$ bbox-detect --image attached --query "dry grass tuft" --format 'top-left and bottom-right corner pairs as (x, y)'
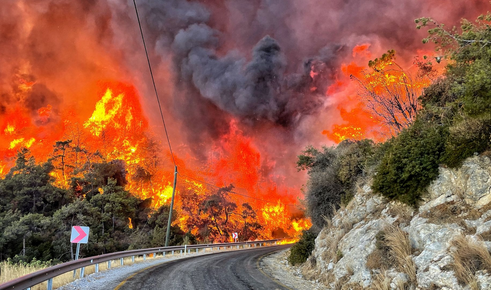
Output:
(451, 235), (491, 289)
(0, 262), (46, 290)
(319, 215), (350, 264)
(366, 226), (416, 288)
(386, 201), (414, 223)
(332, 274), (350, 290)
(385, 225), (417, 285)
(419, 201), (478, 234)
(366, 230), (391, 271)
(370, 271), (391, 290)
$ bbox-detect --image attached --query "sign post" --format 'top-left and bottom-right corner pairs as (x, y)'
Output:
(71, 226), (89, 278)
(232, 232), (238, 243)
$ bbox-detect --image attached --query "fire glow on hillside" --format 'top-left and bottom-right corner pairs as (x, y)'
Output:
(0, 0), (486, 242)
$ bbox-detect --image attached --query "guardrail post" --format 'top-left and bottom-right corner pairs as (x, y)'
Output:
(163, 251), (166, 257)
(217, 246), (220, 250)
(132, 256), (135, 263)
(180, 249), (183, 256)
(108, 260), (111, 269)
(81, 267), (85, 278)
(47, 278), (53, 290)
(184, 245), (187, 255)
(120, 258), (124, 265)
(95, 264), (99, 273)
(172, 250), (174, 255)
(153, 252), (156, 258)
(143, 254), (146, 261)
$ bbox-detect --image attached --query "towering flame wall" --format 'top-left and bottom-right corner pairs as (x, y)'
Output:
(0, 0), (486, 240)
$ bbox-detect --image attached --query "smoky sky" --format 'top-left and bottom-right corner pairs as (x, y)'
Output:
(0, 0), (487, 163)
(138, 0), (353, 149)
(135, 0), (486, 148)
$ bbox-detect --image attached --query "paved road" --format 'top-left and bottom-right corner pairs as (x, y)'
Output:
(115, 245), (291, 290)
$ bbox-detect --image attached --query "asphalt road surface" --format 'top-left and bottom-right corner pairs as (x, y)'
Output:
(114, 245), (292, 290)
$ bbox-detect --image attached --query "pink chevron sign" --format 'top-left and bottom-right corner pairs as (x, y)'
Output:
(70, 226), (89, 244)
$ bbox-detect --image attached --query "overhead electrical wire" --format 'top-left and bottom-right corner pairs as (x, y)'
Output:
(133, 1), (302, 211)
(133, 0), (177, 167)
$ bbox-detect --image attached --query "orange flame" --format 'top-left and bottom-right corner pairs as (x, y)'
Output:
(0, 81), (311, 241)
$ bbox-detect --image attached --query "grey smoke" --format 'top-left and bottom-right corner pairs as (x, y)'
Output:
(143, 0), (342, 129)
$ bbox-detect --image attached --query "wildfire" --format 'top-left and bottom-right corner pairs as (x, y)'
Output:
(1, 0), (482, 247)
(323, 44), (434, 143)
(84, 88), (125, 137)
(8, 137), (35, 150)
(4, 124), (15, 135)
(0, 72), (310, 243)
(9, 138), (24, 150)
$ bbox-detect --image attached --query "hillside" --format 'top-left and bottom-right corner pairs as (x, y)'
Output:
(300, 155), (491, 289)
(287, 11), (491, 289)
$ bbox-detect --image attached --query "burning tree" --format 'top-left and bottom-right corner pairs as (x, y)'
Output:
(200, 185), (237, 241)
(351, 50), (433, 135)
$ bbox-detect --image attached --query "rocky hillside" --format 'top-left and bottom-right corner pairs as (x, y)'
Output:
(301, 156), (491, 289)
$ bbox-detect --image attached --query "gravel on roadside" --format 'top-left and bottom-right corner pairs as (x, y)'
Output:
(260, 248), (324, 290)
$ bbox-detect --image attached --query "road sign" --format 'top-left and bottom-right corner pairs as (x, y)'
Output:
(232, 232), (238, 239)
(70, 226), (89, 244)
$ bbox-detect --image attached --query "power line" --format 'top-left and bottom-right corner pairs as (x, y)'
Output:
(132, 1), (301, 212)
(133, 0), (176, 167)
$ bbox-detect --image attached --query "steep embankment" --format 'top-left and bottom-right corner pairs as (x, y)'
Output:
(302, 156), (491, 289)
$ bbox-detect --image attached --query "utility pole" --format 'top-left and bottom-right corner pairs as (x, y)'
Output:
(165, 166), (178, 246)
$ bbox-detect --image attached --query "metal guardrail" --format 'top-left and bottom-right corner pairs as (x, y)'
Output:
(0, 239), (280, 290)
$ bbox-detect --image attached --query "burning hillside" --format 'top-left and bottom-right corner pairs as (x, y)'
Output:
(0, 0), (486, 242)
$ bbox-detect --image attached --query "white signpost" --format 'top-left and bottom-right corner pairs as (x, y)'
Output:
(232, 232), (238, 242)
(71, 226), (89, 277)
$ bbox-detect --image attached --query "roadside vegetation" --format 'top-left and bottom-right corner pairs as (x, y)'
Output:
(0, 148), (265, 269)
(291, 12), (491, 264)
(288, 229), (317, 265)
(0, 253), (170, 289)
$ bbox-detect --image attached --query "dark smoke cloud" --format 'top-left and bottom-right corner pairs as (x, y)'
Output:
(141, 0), (346, 136)
(137, 0), (485, 143)
(131, 0), (487, 186)
(0, 0), (486, 187)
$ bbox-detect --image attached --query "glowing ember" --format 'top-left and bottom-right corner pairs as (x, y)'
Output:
(9, 138), (24, 150)
(4, 124), (15, 135)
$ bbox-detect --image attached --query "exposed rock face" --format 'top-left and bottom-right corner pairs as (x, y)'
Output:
(302, 156), (491, 289)
(427, 156), (491, 208)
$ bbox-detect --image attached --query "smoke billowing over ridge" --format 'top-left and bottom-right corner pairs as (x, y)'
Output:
(0, 0), (487, 196)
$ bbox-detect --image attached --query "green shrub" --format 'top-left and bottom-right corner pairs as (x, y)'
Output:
(372, 120), (448, 206)
(336, 139), (375, 186)
(298, 140), (375, 230)
(442, 116), (491, 168)
(288, 230), (317, 266)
